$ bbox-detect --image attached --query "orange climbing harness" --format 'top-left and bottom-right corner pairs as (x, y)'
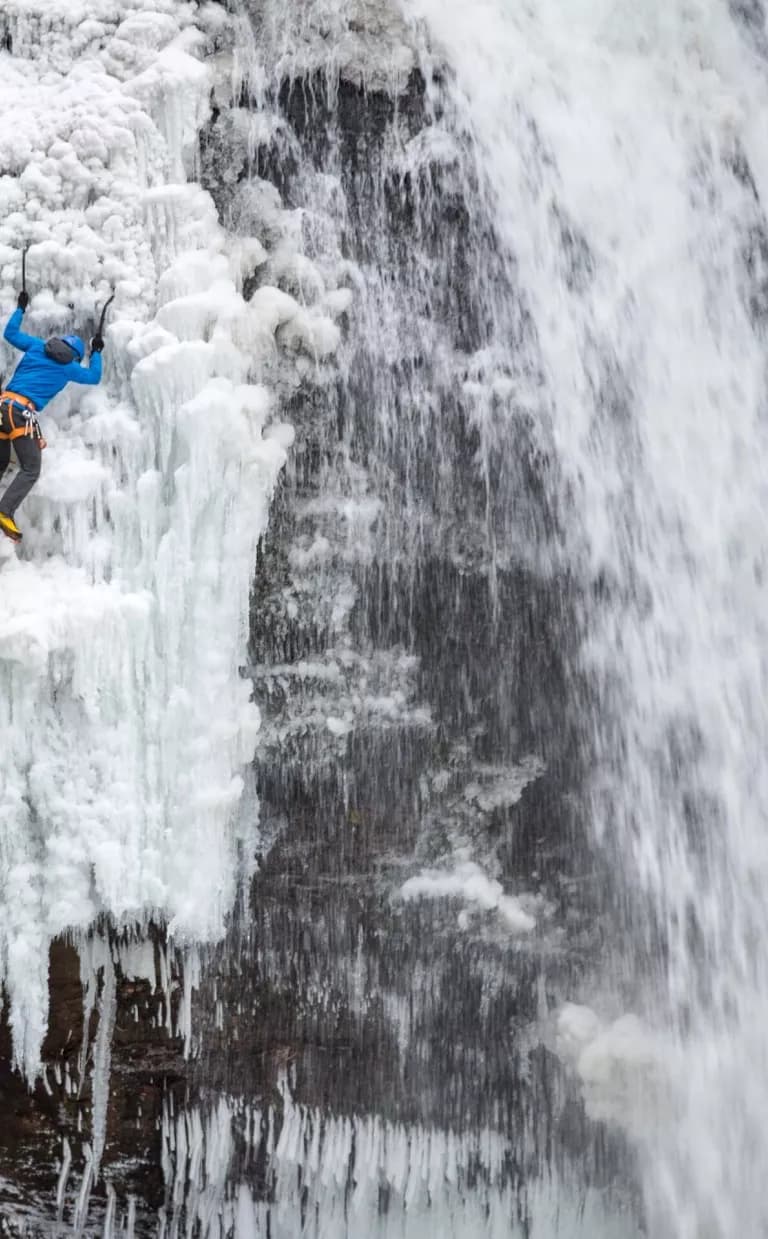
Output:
(0, 391), (46, 449)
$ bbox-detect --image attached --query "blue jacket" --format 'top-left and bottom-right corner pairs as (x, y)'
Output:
(3, 309), (102, 411)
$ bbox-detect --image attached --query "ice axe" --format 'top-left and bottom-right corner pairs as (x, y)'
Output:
(91, 290), (115, 355)
(96, 291), (115, 334)
(16, 243), (31, 311)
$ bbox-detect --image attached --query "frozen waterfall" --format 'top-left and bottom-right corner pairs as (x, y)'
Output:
(0, 0), (336, 1078)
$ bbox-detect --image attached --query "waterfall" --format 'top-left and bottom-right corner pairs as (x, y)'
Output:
(3, 0), (768, 1234)
(401, 0), (768, 1233)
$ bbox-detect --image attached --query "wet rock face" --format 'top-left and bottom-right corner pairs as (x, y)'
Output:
(201, 53), (621, 1217)
(240, 63), (592, 885)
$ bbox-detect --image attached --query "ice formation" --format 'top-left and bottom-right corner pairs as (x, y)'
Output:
(0, 0), (342, 1079)
(401, 855), (536, 933)
(142, 1085), (640, 1239)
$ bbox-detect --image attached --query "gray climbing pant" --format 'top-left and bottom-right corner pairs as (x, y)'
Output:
(0, 401), (43, 517)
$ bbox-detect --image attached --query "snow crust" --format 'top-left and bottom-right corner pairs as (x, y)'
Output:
(0, 0), (345, 1077)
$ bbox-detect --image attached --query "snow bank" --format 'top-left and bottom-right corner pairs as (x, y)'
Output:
(0, 0), (347, 1077)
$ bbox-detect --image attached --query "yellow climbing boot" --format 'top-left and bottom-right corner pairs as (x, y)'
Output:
(0, 512), (22, 542)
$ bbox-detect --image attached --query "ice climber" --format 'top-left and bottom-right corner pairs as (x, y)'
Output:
(0, 286), (104, 542)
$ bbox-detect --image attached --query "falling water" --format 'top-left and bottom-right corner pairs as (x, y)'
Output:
(396, 0), (768, 1233)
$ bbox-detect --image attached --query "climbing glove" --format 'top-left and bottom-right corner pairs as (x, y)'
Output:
(90, 334), (105, 353)
(17, 290), (29, 311)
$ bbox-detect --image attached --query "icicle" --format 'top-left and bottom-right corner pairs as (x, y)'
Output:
(55, 1136), (72, 1220)
(77, 936), (112, 1098)
(91, 952), (117, 1180)
(102, 1182), (116, 1239)
(72, 1145), (94, 1237)
(177, 945), (201, 1059)
(125, 1196), (136, 1239)
(152, 1086), (633, 1237)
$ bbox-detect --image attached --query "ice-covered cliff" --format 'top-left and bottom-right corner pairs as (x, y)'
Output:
(0, 0), (348, 1081)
